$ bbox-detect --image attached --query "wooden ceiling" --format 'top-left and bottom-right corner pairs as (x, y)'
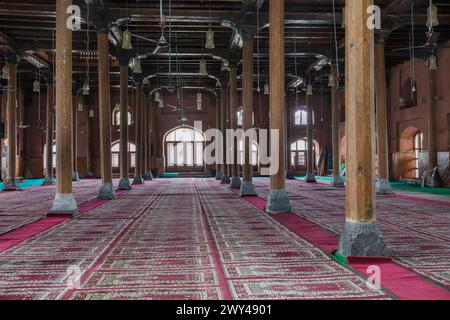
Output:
(0, 0), (449, 93)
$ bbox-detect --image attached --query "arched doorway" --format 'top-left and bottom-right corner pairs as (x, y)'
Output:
(164, 126), (206, 173)
(398, 126), (423, 179)
(290, 138), (320, 172)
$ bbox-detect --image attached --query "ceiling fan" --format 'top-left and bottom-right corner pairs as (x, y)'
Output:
(167, 87), (194, 113)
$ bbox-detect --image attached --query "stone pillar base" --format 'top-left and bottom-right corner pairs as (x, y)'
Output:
(3, 179), (22, 192)
(133, 176), (144, 185)
(240, 180), (257, 197)
(51, 193), (78, 213)
(144, 171), (154, 181)
(42, 177), (56, 186)
(330, 175), (345, 188)
(215, 169), (223, 181)
(230, 176), (242, 189)
(265, 189), (291, 214)
(221, 175), (231, 184)
(72, 171), (80, 182)
(98, 182), (115, 200)
(286, 170), (295, 180)
(338, 220), (390, 257)
(118, 178), (132, 190)
(305, 173), (317, 183)
(376, 179), (393, 194)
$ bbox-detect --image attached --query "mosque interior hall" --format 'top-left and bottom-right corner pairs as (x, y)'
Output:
(0, 0), (450, 300)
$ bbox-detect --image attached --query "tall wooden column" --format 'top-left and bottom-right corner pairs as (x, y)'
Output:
(133, 81), (143, 184)
(141, 93), (150, 180)
(240, 39), (257, 196)
(306, 88), (317, 183)
(338, 0), (388, 257)
(43, 80), (55, 185)
(118, 57), (131, 190)
(146, 98), (154, 181)
(215, 85), (223, 180)
(428, 68), (437, 173)
(85, 101), (94, 177)
(72, 93), (80, 181)
(3, 55), (19, 191)
(51, 0), (77, 212)
(97, 30), (115, 199)
(330, 68), (344, 187)
(375, 40), (392, 193)
(285, 94), (295, 180)
(221, 81), (231, 184)
(229, 65), (241, 189)
(266, 0), (291, 214)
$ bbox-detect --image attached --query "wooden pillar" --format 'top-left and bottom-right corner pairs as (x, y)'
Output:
(240, 39), (257, 196)
(285, 94), (295, 180)
(133, 81), (143, 184)
(338, 0), (388, 257)
(266, 0), (291, 214)
(428, 68), (437, 172)
(146, 98), (154, 181)
(215, 86), (223, 180)
(229, 65), (241, 189)
(3, 56), (19, 191)
(85, 103), (94, 177)
(51, 0), (77, 212)
(72, 93), (79, 181)
(141, 93), (149, 180)
(118, 61), (131, 190)
(221, 81), (231, 184)
(375, 40), (392, 193)
(330, 68), (344, 187)
(43, 81), (55, 185)
(97, 31), (115, 199)
(306, 88), (317, 183)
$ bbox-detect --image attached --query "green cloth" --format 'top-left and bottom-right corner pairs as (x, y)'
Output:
(0, 179), (44, 191)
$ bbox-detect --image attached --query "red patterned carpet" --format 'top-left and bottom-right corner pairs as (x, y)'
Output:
(0, 180), (104, 236)
(0, 178), (391, 300)
(252, 178), (450, 291)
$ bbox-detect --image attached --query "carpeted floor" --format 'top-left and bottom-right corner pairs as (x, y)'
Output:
(253, 178), (450, 291)
(0, 179), (393, 300)
(0, 180), (105, 236)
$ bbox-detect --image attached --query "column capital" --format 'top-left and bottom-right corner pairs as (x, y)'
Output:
(241, 26), (257, 42)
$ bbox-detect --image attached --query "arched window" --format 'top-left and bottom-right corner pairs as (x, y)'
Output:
(294, 109), (314, 126)
(413, 131), (423, 178)
(112, 105), (132, 126)
(237, 108), (255, 127)
(111, 141), (136, 168)
(238, 140), (259, 166)
(165, 126), (205, 170)
(290, 139), (319, 171)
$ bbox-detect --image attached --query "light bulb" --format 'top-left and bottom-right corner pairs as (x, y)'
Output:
(132, 57), (142, 74)
(199, 59), (208, 75)
(89, 108), (95, 118)
(82, 82), (90, 96)
(328, 73), (336, 87)
(427, 54), (438, 71)
(77, 102), (84, 112)
(33, 79), (40, 93)
(307, 84), (313, 96)
(154, 91), (160, 102)
(264, 84), (270, 95)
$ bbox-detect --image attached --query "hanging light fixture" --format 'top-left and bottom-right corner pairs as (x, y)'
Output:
(1, 65), (9, 80)
(205, 28), (215, 49)
(154, 91), (160, 102)
(132, 57), (142, 74)
(89, 107), (95, 118)
(215, 79), (221, 88)
(264, 84), (270, 95)
(199, 59), (208, 75)
(427, 54), (438, 70)
(33, 78), (40, 93)
(307, 84), (313, 96)
(427, 4), (439, 29)
(159, 98), (164, 108)
(328, 73), (336, 87)
(82, 81), (90, 96)
(122, 28), (133, 49)
(77, 101), (84, 112)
